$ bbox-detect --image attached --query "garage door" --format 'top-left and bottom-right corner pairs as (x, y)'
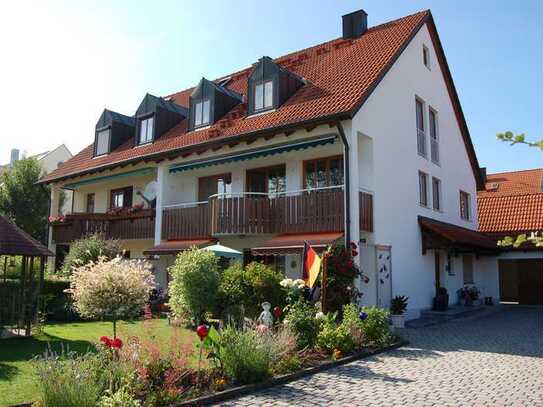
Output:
(499, 259), (543, 305)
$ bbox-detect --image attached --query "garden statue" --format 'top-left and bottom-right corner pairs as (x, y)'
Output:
(257, 301), (273, 327)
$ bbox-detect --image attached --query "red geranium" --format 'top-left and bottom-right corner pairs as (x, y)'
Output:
(110, 338), (123, 349)
(100, 336), (112, 347)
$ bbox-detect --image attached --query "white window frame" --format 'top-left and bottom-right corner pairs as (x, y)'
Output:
(423, 45), (431, 69)
(459, 190), (471, 221)
(419, 171), (429, 207)
(194, 99), (211, 128)
(415, 98), (427, 157)
(139, 116), (154, 145)
(432, 177), (441, 211)
(429, 107), (439, 164)
(254, 80), (274, 112)
(95, 128), (110, 156)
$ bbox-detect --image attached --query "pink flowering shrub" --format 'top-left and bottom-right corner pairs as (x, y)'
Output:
(68, 258), (155, 337)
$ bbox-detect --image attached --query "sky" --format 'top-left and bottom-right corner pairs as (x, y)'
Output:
(0, 0), (541, 174)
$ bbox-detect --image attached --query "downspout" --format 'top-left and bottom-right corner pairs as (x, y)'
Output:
(335, 121), (351, 250)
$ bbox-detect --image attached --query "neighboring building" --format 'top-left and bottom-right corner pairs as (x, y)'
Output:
(478, 169), (543, 305)
(38, 9), (540, 318)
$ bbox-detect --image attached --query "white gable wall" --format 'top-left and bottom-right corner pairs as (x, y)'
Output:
(352, 23), (490, 317)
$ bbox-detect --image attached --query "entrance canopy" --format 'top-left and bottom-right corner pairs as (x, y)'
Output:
(251, 232), (343, 256)
(143, 239), (215, 256)
(419, 216), (499, 255)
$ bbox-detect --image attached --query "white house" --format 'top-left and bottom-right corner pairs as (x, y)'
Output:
(40, 9), (537, 319)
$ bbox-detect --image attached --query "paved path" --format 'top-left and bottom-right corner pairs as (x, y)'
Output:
(222, 306), (543, 406)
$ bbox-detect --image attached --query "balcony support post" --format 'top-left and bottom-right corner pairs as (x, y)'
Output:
(154, 165), (168, 246)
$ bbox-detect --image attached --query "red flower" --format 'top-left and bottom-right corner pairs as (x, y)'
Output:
(351, 250), (358, 257)
(350, 242), (358, 249)
(347, 259), (353, 268)
(110, 338), (123, 349)
(196, 325), (209, 341)
(100, 336), (112, 347)
(273, 306), (283, 318)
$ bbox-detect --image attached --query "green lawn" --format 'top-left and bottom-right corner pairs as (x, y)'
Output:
(0, 319), (198, 407)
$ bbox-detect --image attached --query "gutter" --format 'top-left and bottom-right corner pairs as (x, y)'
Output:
(335, 121), (351, 250)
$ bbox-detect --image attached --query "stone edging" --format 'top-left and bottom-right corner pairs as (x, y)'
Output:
(173, 340), (409, 407)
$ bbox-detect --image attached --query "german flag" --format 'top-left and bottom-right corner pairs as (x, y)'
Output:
(302, 241), (322, 288)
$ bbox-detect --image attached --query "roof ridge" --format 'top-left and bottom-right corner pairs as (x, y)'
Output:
(478, 191), (543, 199)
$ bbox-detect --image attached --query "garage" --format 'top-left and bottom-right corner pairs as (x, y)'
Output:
(499, 259), (543, 305)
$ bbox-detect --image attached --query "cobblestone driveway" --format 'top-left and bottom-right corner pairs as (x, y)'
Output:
(222, 306), (543, 406)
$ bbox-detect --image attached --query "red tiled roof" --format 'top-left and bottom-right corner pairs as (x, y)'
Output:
(479, 168), (543, 198)
(252, 232), (343, 255)
(41, 10), (482, 189)
(0, 215), (53, 256)
(477, 169), (543, 233)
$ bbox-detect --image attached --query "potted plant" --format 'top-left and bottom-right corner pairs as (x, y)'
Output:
(390, 295), (408, 328)
(433, 287), (449, 311)
(458, 285), (481, 306)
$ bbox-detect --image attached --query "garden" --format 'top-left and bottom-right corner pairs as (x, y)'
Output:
(0, 236), (401, 407)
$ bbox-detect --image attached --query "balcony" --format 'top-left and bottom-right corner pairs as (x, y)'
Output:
(51, 209), (155, 244)
(162, 187), (373, 240)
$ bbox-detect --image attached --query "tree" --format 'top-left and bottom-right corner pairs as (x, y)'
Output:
(61, 234), (123, 275)
(496, 131), (543, 247)
(68, 258), (155, 338)
(0, 158), (50, 242)
(168, 247), (219, 324)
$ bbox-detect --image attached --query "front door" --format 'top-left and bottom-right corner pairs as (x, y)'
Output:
(376, 245), (392, 308)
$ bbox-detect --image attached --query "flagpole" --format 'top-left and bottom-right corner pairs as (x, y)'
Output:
(321, 253), (327, 314)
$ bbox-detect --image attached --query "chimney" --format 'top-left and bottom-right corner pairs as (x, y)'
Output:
(342, 9), (368, 39)
(10, 149), (20, 166)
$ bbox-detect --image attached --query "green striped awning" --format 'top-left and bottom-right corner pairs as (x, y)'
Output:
(169, 135), (338, 174)
(64, 167), (156, 189)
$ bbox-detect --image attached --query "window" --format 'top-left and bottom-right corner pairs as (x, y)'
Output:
(463, 255), (474, 284)
(416, 99), (426, 156)
(194, 99), (211, 128)
(460, 190), (471, 220)
(423, 45), (430, 69)
(432, 177), (441, 211)
(95, 129), (110, 156)
(110, 187), (133, 209)
(254, 80), (273, 111)
(246, 165), (286, 195)
(419, 171), (429, 207)
(198, 173), (231, 201)
(139, 116), (154, 144)
(429, 108), (439, 164)
(304, 156), (344, 189)
(86, 193), (95, 213)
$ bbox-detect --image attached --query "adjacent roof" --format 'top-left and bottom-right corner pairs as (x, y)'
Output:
(251, 232), (343, 255)
(478, 169), (543, 233)
(419, 216), (498, 253)
(40, 10), (483, 189)
(143, 239), (215, 255)
(0, 215), (53, 256)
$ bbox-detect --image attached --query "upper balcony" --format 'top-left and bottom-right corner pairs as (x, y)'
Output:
(51, 209), (155, 244)
(162, 186), (373, 240)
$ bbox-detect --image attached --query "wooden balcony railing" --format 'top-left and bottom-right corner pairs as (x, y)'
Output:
(51, 209), (155, 244)
(162, 188), (374, 240)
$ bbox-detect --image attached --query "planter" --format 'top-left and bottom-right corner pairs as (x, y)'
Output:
(433, 294), (449, 311)
(390, 314), (405, 329)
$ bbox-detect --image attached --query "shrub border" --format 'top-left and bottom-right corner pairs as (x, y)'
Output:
(174, 340), (408, 407)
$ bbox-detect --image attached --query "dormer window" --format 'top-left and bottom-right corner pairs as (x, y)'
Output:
(194, 99), (211, 128)
(139, 116), (154, 145)
(95, 128), (110, 156)
(254, 80), (274, 111)
(247, 56), (303, 116)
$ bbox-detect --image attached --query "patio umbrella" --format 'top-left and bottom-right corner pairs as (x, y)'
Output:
(203, 243), (243, 260)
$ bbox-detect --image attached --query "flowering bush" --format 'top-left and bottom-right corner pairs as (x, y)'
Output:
(68, 258), (155, 337)
(359, 306), (392, 346)
(324, 241), (369, 314)
(61, 234), (123, 275)
(458, 285), (480, 304)
(316, 312), (354, 353)
(284, 300), (321, 350)
(48, 215), (65, 224)
(168, 247), (220, 324)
